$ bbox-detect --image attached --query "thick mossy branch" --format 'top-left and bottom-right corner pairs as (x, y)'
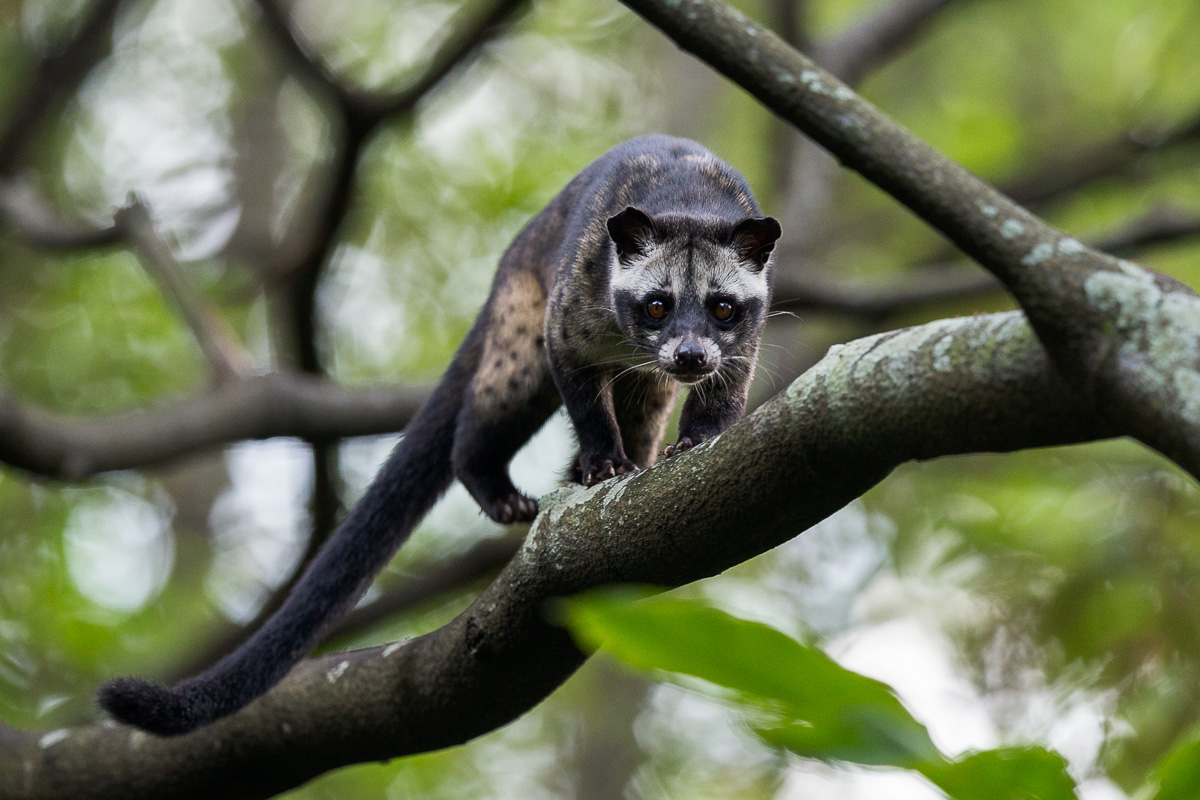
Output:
(619, 0), (1200, 478)
(0, 313), (1114, 800)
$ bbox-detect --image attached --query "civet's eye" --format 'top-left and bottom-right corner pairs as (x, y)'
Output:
(646, 299), (668, 320)
(713, 301), (735, 322)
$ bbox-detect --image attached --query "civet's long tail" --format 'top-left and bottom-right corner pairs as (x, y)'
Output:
(98, 335), (479, 736)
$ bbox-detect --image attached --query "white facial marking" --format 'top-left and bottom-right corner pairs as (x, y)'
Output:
(658, 335), (683, 363)
(609, 238), (769, 309)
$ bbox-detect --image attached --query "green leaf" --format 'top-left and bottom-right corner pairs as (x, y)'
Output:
(1145, 727), (1200, 800)
(919, 747), (1077, 800)
(757, 715), (942, 769)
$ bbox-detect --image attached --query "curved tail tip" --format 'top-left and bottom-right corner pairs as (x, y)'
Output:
(97, 678), (201, 737)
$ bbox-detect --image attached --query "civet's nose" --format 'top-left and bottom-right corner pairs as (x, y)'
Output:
(674, 339), (707, 370)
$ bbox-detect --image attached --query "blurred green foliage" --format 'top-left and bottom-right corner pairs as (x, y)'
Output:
(0, 0), (1197, 798)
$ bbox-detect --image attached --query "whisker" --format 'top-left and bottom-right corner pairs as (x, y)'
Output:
(561, 349), (654, 377)
(718, 352), (783, 391)
(602, 360), (658, 393)
(751, 356), (785, 389)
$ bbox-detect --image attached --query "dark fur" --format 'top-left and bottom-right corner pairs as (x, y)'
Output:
(97, 135), (778, 735)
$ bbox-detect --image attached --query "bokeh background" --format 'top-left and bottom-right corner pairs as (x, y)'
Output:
(1, 0), (1200, 797)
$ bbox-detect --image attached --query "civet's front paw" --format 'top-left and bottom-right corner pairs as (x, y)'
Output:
(663, 437), (697, 459)
(576, 455), (639, 487)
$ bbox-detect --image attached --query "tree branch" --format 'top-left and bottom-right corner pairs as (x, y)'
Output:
(254, 0), (531, 619)
(326, 536), (523, 641)
(258, 0), (529, 372)
(255, 0), (527, 133)
(773, 205), (1200, 319)
(0, 180), (121, 249)
(771, 0), (808, 50)
(774, 267), (1001, 317)
(1000, 109), (1200, 208)
(0, 0), (122, 174)
(353, 0), (530, 128)
(252, 0), (364, 121)
(1087, 205), (1200, 256)
(772, 0), (968, 264)
(0, 312), (1117, 799)
(622, 0), (1200, 479)
(0, 0), (124, 246)
(0, 375), (429, 480)
(766, 0), (807, 201)
(816, 0), (965, 85)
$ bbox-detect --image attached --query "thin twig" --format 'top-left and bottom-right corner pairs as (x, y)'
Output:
(1000, 109), (1200, 208)
(327, 537), (524, 640)
(166, 535), (522, 681)
(115, 196), (253, 385)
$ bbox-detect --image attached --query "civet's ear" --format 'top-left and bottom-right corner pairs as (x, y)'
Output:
(607, 206), (658, 263)
(730, 216), (782, 269)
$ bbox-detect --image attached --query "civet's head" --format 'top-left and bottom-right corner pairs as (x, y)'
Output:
(606, 206), (781, 384)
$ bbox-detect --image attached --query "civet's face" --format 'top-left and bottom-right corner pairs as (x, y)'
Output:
(607, 207), (780, 383)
